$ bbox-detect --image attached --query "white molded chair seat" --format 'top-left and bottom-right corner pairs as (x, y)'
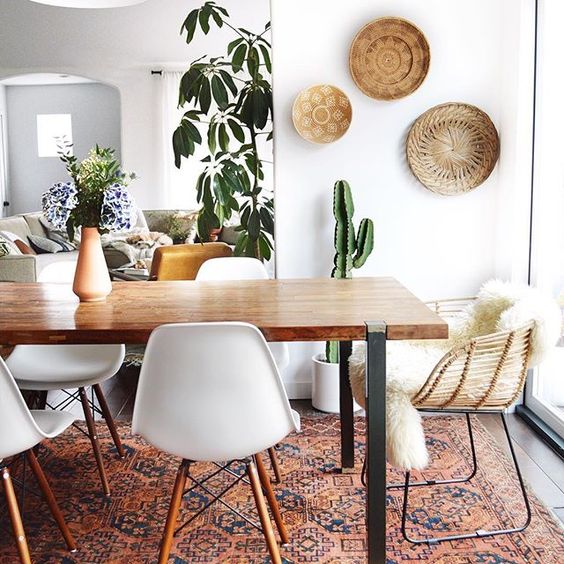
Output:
(30, 410), (75, 439)
(196, 258), (290, 371)
(132, 322), (298, 564)
(0, 358), (76, 460)
(290, 409), (300, 431)
(133, 322), (298, 461)
(7, 344), (126, 496)
(0, 357), (77, 560)
(7, 344), (125, 390)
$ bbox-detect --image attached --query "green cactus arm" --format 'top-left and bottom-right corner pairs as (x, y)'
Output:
(352, 218), (374, 269)
(333, 218), (355, 278)
(332, 180), (356, 279)
(325, 340), (339, 363)
(333, 180), (354, 222)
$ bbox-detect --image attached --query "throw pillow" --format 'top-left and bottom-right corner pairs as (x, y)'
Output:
(39, 215), (81, 244)
(14, 239), (36, 255)
(49, 232), (76, 251)
(0, 233), (23, 256)
(28, 234), (65, 254)
(0, 238), (12, 257)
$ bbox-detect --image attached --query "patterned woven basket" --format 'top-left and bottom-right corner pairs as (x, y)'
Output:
(349, 17), (430, 100)
(292, 84), (352, 144)
(406, 103), (500, 195)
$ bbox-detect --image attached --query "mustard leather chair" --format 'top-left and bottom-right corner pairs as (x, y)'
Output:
(149, 243), (232, 281)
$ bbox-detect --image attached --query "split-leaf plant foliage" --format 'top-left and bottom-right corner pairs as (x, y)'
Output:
(173, 1), (274, 260)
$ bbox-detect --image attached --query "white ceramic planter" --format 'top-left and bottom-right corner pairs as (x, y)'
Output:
(312, 353), (362, 413)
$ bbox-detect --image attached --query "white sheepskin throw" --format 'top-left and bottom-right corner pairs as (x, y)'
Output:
(349, 280), (561, 471)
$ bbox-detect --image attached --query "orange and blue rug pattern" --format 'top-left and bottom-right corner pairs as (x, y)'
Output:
(0, 414), (562, 563)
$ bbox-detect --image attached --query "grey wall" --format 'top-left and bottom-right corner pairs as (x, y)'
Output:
(6, 82), (121, 214)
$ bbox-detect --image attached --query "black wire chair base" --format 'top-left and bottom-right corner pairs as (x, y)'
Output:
(359, 412), (532, 545)
(399, 412), (532, 545)
(174, 458), (262, 537)
(361, 413), (479, 489)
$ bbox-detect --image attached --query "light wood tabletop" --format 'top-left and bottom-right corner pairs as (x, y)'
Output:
(0, 277), (447, 345)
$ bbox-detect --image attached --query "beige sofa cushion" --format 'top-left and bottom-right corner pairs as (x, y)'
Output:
(23, 212), (49, 237)
(0, 216), (32, 241)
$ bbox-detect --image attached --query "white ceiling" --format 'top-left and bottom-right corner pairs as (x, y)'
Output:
(29, 0), (148, 8)
(0, 73), (95, 86)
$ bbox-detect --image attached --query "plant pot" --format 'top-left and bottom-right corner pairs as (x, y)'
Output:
(73, 227), (112, 302)
(312, 353), (362, 414)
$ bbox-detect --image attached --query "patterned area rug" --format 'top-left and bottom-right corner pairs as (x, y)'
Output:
(0, 415), (562, 563)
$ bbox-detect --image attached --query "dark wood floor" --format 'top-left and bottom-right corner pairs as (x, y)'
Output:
(77, 364), (564, 526)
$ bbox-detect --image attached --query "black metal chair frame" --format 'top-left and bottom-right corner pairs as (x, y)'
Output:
(362, 410), (532, 545)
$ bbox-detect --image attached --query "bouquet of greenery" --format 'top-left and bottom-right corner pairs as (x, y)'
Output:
(42, 143), (137, 241)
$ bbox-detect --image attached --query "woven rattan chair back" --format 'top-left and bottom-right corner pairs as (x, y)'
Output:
(412, 315), (534, 410)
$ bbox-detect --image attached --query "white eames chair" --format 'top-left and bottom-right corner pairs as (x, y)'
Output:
(196, 257), (290, 482)
(132, 322), (300, 564)
(7, 344), (126, 496)
(0, 357), (76, 563)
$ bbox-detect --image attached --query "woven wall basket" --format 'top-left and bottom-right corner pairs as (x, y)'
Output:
(406, 103), (500, 195)
(292, 84), (352, 144)
(349, 17), (430, 100)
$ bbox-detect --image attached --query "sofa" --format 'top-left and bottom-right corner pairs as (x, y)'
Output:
(0, 209), (201, 283)
(0, 212), (79, 283)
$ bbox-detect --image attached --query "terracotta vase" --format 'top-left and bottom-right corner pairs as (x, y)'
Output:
(73, 227), (112, 302)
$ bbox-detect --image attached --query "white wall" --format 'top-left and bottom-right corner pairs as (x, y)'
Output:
(0, 0), (270, 209)
(5, 83), (121, 214)
(0, 0), (535, 395)
(271, 0), (535, 395)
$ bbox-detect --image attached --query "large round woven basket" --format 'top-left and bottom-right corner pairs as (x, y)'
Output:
(292, 84), (352, 144)
(406, 103), (500, 195)
(349, 17), (430, 100)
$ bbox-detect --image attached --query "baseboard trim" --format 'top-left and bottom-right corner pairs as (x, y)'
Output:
(516, 405), (564, 459)
(283, 381), (312, 400)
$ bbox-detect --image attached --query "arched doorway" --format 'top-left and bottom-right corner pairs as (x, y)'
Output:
(0, 73), (121, 215)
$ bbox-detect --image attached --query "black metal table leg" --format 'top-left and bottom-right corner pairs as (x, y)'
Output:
(366, 322), (387, 563)
(339, 340), (354, 470)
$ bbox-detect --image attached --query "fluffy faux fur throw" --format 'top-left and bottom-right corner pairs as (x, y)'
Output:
(349, 280), (561, 471)
(101, 230), (173, 264)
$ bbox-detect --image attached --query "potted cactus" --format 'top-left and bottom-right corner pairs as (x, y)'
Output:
(312, 180), (374, 412)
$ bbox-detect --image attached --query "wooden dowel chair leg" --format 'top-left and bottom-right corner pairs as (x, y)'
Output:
(26, 449), (77, 552)
(93, 384), (125, 458)
(158, 460), (189, 564)
(247, 459), (282, 564)
(255, 454), (289, 545)
(78, 387), (110, 496)
(267, 447), (282, 484)
(1, 466), (31, 564)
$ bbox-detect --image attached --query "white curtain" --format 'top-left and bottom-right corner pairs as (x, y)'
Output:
(157, 70), (200, 210)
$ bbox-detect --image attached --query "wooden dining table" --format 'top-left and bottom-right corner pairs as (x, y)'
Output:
(0, 276), (447, 563)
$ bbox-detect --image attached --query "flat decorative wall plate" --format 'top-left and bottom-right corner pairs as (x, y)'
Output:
(349, 17), (430, 100)
(292, 85), (352, 144)
(406, 102), (500, 195)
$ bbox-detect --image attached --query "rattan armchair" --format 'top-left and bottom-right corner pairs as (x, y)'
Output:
(374, 298), (534, 545)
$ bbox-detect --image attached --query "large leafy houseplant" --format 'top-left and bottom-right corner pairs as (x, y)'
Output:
(173, 1), (274, 260)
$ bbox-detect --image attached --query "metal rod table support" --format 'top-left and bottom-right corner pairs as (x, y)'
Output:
(339, 340), (354, 470)
(366, 321), (387, 563)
